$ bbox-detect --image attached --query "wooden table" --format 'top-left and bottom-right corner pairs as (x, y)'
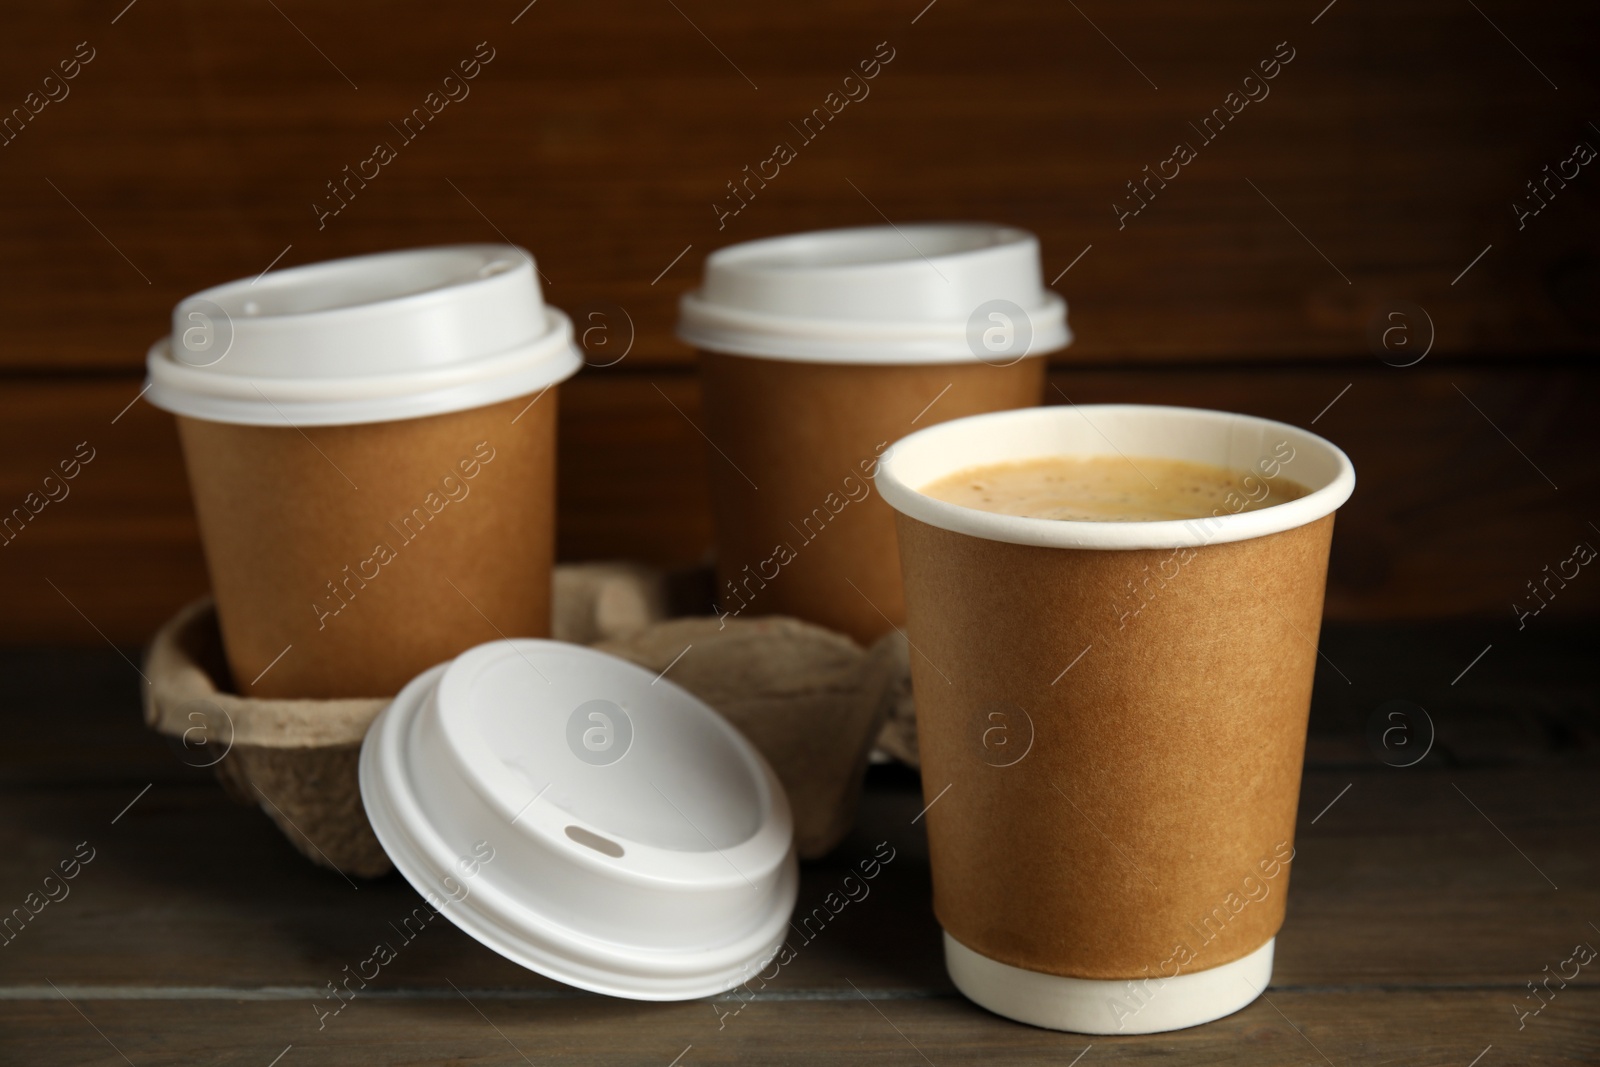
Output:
(2, 623), (1596, 1065)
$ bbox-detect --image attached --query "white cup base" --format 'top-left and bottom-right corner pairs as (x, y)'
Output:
(944, 932), (1274, 1035)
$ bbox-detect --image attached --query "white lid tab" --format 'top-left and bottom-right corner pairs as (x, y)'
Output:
(359, 640), (798, 1001)
(146, 244), (582, 427)
(677, 223), (1071, 365)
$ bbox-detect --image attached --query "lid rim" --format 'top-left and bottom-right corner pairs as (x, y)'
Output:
(679, 291), (1070, 365)
(679, 289), (1068, 336)
(145, 315), (582, 427)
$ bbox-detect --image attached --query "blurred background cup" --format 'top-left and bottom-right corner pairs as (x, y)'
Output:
(875, 404), (1356, 1034)
(677, 223), (1070, 645)
(146, 245), (582, 699)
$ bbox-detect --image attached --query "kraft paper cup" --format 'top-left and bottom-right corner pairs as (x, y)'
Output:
(147, 245), (582, 699)
(875, 404), (1355, 1034)
(678, 224), (1070, 645)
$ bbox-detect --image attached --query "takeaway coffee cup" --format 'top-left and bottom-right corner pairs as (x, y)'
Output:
(677, 224), (1069, 645)
(146, 245), (582, 699)
(875, 404), (1356, 1034)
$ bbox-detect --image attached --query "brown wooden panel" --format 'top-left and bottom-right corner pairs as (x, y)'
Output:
(1, 763), (1596, 1063)
(1, 363), (1595, 642)
(2, 767), (1594, 992)
(0, 1), (1594, 372)
(2, 635), (1595, 1063)
(1, 991), (1595, 1067)
(556, 372), (714, 567)
(0, 377), (205, 643)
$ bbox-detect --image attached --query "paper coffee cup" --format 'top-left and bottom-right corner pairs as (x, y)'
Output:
(678, 223), (1070, 644)
(146, 245), (582, 699)
(875, 404), (1355, 1034)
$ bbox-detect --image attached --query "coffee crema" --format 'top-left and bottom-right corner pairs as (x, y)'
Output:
(920, 454), (1310, 522)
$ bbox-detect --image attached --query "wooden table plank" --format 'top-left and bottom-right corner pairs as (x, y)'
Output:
(0, 990), (1594, 1066)
(1, 627), (1595, 1063)
(1, 764), (1595, 993)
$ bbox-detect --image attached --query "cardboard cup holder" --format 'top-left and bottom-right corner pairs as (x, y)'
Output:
(142, 581), (906, 882)
(143, 597), (393, 877)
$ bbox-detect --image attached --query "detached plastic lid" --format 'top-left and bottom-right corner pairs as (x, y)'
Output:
(146, 245), (582, 427)
(359, 640), (798, 1001)
(677, 223), (1071, 365)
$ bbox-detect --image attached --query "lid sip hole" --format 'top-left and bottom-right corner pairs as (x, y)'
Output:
(565, 825), (625, 858)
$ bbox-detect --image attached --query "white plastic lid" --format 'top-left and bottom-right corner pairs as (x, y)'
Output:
(145, 245), (583, 426)
(677, 223), (1071, 364)
(359, 640), (798, 1001)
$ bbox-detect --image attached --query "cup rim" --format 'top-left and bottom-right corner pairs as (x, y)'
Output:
(875, 404), (1356, 551)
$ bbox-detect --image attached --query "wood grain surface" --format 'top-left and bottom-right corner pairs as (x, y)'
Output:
(0, 0), (1595, 368)
(1, 993), (1595, 1067)
(0, 630), (1596, 1064)
(0, 0), (1596, 634)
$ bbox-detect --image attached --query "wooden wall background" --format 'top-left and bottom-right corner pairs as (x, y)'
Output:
(1, 0), (1596, 643)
